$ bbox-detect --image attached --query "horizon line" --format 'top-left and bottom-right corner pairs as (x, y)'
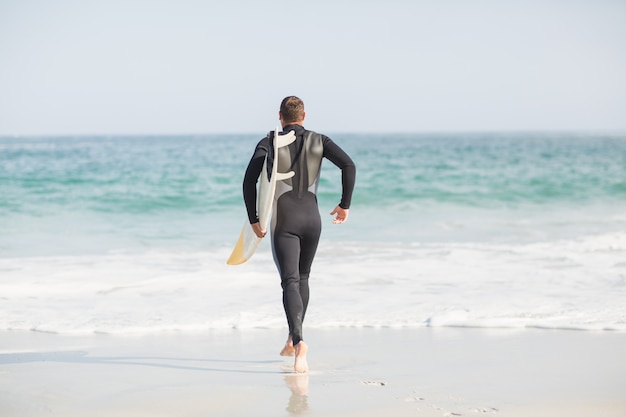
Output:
(2, 128), (626, 139)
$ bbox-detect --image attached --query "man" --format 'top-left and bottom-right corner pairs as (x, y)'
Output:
(243, 96), (356, 373)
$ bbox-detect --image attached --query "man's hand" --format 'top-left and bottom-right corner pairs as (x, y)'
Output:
(251, 222), (267, 238)
(330, 206), (349, 224)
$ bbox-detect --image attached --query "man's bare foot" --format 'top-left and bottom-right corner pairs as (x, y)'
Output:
(280, 336), (295, 356)
(294, 341), (308, 373)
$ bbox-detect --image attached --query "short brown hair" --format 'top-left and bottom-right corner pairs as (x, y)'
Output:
(279, 96), (305, 123)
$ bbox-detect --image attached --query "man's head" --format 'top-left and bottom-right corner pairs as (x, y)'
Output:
(279, 96), (306, 126)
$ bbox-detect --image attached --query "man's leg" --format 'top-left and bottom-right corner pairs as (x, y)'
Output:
(290, 218), (320, 373)
(279, 273), (309, 357)
(274, 232), (305, 347)
(272, 193), (320, 372)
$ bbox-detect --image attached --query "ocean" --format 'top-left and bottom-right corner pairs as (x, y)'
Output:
(1, 132), (625, 333)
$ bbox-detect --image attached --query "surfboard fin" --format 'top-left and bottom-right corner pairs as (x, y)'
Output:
(275, 128), (296, 148)
(275, 171), (295, 181)
(274, 128), (296, 181)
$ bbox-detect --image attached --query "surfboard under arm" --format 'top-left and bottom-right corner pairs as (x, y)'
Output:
(226, 128), (296, 265)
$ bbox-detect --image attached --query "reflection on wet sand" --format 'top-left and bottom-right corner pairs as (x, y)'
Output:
(284, 374), (309, 414)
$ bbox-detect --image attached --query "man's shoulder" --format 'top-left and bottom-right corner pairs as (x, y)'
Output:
(303, 129), (330, 141)
(254, 134), (271, 151)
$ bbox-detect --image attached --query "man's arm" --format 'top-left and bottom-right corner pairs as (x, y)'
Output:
(243, 138), (269, 236)
(323, 137), (356, 221)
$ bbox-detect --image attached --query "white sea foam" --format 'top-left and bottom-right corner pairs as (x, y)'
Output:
(1, 232), (624, 334)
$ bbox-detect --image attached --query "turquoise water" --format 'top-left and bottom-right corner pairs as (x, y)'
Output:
(351, 132), (626, 205)
(1, 133), (626, 333)
(1, 132), (625, 256)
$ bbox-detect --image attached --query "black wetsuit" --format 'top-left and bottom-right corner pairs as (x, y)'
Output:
(243, 124), (356, 345)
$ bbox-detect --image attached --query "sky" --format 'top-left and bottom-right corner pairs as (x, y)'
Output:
(1, 0), (625, 135)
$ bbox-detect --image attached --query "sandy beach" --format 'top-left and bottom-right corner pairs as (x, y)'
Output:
(1, 327), (624, 417)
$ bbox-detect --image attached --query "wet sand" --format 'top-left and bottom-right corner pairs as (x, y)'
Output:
(1, 327), (625, 416)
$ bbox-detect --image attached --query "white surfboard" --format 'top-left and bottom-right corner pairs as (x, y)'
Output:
(227, 128), (296, 265)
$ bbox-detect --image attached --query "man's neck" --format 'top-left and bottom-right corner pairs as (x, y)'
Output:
(281, 121), (303, 129)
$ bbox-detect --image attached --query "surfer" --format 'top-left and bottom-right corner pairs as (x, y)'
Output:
(243, 96), (356, 373)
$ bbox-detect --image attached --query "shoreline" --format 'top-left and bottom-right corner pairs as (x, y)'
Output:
(1, 327), (625, 416)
